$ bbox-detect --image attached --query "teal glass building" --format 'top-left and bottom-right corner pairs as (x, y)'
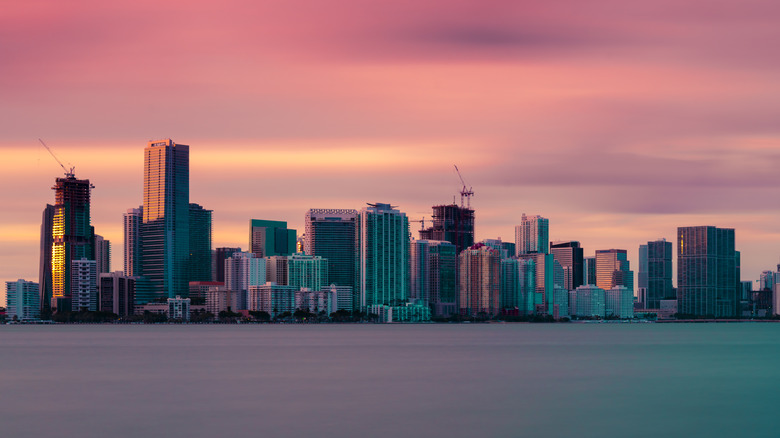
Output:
(304, 209), (359, 309)
(189, 203), (213, 282)
(249, 219), (296, 258)
(359, 203), (410, 309)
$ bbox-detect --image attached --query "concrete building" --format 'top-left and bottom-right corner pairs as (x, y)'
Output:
(573, 285), (605, 318)
(514, 214), (549, 256)
(677, 226), (738, 317)
(123, 207), (142, 277)
(322, 284), (353, 312)
(249, 219), (296, 258)
(140, 139), (190, 302)
(98, 272), (135, 317)
(248, 283), (299, 316)
(206, 285), (240, 315)
(224, 251), (266, 310)
(304, 209), (359, 308)
(212, 247), (240, 283)
(550, 241), (583, 291)
(367, 303), (431, 323)
(481, 238), (516, 260)
(38, 204), (55, 313)
(459, 243), (500, 317)
(167, 296), (191, 321)
(418, 203), (475, 255)
(287, 253), (328, 291)
(499, 257), (535, 315)
(638, 239), (673, 309)
(517, 252), (556, 315)
(606, 286), (634, 319)
(188, 203), (213, 282)
(410, 240), (457, 316)
(95, 234), (111, 274)
(595, 249), (634, 294)
(6, 280), (40, 321)
(359, 203), (410, 309)
(71, 258), (97, 312)
(189, 281), (223, 300)
(295, 289), (337, 315)
(51, 173), (95, 312)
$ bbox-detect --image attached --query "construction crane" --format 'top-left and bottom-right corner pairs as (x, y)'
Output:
(454, 165), (474, 209)
(39, 138), (75, 178)
(410, 217), (427, 231)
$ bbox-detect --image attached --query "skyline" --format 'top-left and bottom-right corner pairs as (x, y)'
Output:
(3, 0), (780, 302)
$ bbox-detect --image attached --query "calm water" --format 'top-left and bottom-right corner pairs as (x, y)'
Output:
(1, 323), (778, 437)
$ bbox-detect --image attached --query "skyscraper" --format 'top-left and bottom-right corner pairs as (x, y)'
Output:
(304, 209), (359, 298)
(359, 203), (410, 309)
(71, 258), (97, 312)
(517, 252), (556, 314)
(583, 256), (596, 286)
(224, 251), (266, 310)
(515, 214), (549, 256)
(212, 247), (240, 283)
(188, 203), (212, 282)
(51, 174), (95, 311)
(418, 203), (475, 255)
(123, 207), (142, 277)
(95, 234), (111, 275)
(595, 249), (634, 294)
(550, 241), (583, 291)
(677, 226), (738, 317)
(38, 204), (55, 313)
(638, 239), (673, 309)
(458, 243), (500, 317)
(249, 219), (296, 258)
(141, 139), (189, 302)
(410, 240), (457, 316)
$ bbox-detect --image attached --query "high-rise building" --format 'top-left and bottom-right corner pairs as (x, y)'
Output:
(212, 247), (240, 283)
(418, 203), (475, 255)
(499, 257), (535, 315)
(481, 238), (515, 260)
(677, 226), (738, 317)
(6, 280), (40, 321)
(517, 252), (555, 314)
(573, 284), (605, 318)
(583, 256), (596, 286)
(287, 254), (328, 292)
(359, 203), (410, 309)
(515, 214), (549, 256)
(410, 240), (457, 316)
(759, 271), (775, 291)
(51, 174), (95, 311)
(188, 203), (212, 282)
(141, 139), (189, 302)
(95, 234), (111, 274)
(71, 258), (97, 312)
(550, 241), (583, 291)
(606, 286), (634, 319)
(99, 272), (135, 317)
(595, 249), (634, 294)
(123, 207), (142, 277)
(304, 209), (359, 299)
(224, 251), (266, 310)
(638, 239), (673, 309)
(459, 243), (500, 317)
(249, 219), (296, 258)
(38, 204), (55, 313)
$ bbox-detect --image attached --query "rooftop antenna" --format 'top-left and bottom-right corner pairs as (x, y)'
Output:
(454, 165), (474, 209)
(39, 138), (75, 178)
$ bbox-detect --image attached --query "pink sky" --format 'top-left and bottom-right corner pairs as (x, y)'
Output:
(3, 0), (780, 302)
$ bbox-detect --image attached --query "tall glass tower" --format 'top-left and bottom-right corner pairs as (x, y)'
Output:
(304, 209), (359, 306)
(515, 214), (549, 256)
(141, 139), (189, 302)
(677, 226), (737, 317)
(359, 203), (409, 309)
(188, 203), (213, 282)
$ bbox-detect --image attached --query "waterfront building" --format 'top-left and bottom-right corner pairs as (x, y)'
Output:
(51, 173), (95, 311)
(249, 219), (296, 258)
(606, 286), (634, 319)
(677, 226), (738, 317)
(410, 240), (457, 316)
(573, 284), (605, 318)
(295, 289), (337, 315)
(206, 285), (240, 315)
(212, 247), (240, 283)
(595, 249), (634, 294)
(287, 253), (328, 291)
(189, 281), (224, 300)
(638, 239), (673, 309)
(167, 296), (191, 321)
(551, 286), (569, 319)
(514, 214), (549, 256)
(95, 235), (110, 274)
(123, 207), (142, 277)
(98, 272), (135, 317)
(418, 203), (475, 255)
(322, 284), (353, 312)
(224, 251), (266, 310)
(499, 258), (535, 315)
(550, 241), (583, 291)
(304, 209), (359, 305)
(367, 303), (431, 323)
(248, 283), (299, 316)
(359, 203), (410, 309)
(516, 252), (555, 315)
(5, 280), (40, 321)
(459, 243), (500, 317)
(188, 203), (213, 282)
(38, 204), (55, 313)
(71, 258), (97, 312)
(140, 139), (189, 302)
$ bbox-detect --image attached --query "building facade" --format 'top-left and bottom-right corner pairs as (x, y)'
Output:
(677, 226), (738, 317)
(98, 272), (135, 317)
(224, 251), (266, 310)
(249, 219), (296, 258)
(550, 241), (583, 291)
(418, 203), (475, 255)
(638, 239), (673, 309)
(410, 240), (457, 316)
(188, 203), (213, 282)
(123, 207), (142, 277)
(514, 214), (549, 256)
(6, 280), (40, 321)
(304, 209), (359, 307)
(359, 203), (410, 309)
(38, 204), (55, 313)
(595, 249), (634, 294)
(71, 258), (97, 312)
(459, 244), (500, 317)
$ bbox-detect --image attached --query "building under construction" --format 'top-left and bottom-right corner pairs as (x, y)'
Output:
(419, 203), (475, 255)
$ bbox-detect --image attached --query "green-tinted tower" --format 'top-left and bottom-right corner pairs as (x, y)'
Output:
(249, 219), (296, 258)
(189, 203), (212, 282)
(359, 203), (410, 309)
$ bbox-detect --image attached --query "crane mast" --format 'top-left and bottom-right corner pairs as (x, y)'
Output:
(454, 165), (474, 209)
(39, 138), (75, 178)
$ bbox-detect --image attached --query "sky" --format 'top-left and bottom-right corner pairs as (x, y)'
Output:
(3, 0), (780, 303)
